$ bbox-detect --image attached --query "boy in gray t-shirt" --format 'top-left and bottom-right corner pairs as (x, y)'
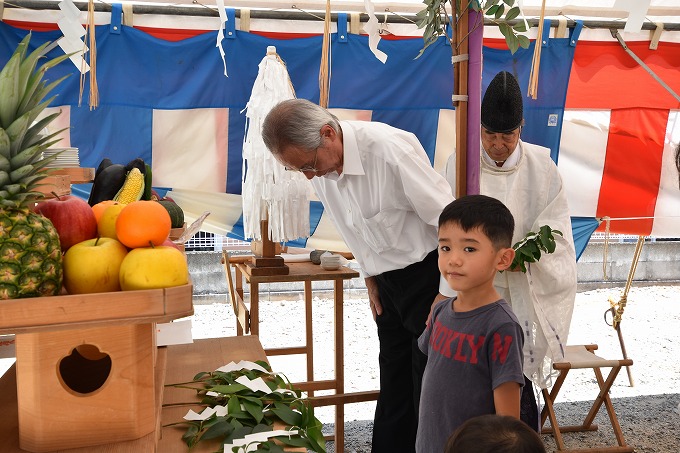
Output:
(416, 195), (525, 453)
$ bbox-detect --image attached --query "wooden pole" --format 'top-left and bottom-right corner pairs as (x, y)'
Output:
(454, 9), (469, 198)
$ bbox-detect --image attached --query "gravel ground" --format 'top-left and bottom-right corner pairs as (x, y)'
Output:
(190, 284), (680, 453)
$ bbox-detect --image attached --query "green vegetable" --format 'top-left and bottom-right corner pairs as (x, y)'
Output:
(510, 225), (563, 273)
(142, 163), (152, 200)
(158, 199), (184, 228)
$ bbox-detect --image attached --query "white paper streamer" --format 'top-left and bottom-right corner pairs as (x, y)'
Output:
(215, 360), (270, 374)
(57, 0), (89, 73)
(224, 429), (299, 452)
(242, 47), (311, 243)
(614, 0), (651, 33)
(363, 0), (388, 63)
(235, 375), (272, 394)
(183, 404), (230, 421)
(215, 0), (228, 77)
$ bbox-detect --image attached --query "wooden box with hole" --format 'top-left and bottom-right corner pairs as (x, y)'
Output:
(0, 281), (193, 452)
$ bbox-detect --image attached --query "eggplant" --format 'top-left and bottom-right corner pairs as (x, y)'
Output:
(125, 157), (146, 175)
(88, 163), (127, 206)
(94, 158), (113, 179)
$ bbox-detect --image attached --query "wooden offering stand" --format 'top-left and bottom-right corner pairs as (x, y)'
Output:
(0, 283), (193, 452)
(248, 218), (289, 276)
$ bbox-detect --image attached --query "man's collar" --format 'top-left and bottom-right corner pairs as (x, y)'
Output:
(338, 121), (365, 176)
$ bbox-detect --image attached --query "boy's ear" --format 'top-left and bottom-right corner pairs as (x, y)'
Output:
(496, 247), (516, 271)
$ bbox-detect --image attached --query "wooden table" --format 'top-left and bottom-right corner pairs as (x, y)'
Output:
(225, 256), (361, 453)
(160, 336), (304, 452)
(1, 336), (306, 452)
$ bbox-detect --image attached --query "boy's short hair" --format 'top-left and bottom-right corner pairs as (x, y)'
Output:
(439, 195), (514, 249)
(445, 414), (546, 453)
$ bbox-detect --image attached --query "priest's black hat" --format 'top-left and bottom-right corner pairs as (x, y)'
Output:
(481, 71), (523, 133)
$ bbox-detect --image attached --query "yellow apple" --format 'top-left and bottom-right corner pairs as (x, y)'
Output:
(97, 203), (126, 240)
(63, 237), (129, 294)
(119, 246), (188, 291)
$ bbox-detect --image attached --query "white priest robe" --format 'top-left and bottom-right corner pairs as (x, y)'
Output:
(445, 140), (577, 388)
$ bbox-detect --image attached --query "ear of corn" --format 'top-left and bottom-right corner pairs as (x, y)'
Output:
(113, 167), (145, 203)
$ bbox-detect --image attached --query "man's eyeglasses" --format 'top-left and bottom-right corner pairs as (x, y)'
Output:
(285, 147), (319, 173)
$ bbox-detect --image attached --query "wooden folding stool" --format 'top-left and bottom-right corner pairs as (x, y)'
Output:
(540, 344), (634, 453)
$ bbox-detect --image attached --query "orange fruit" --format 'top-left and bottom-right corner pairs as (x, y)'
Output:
(98, 203), (126, 240)
(92, 200), (119, 223)
(115, 200), (171, 249)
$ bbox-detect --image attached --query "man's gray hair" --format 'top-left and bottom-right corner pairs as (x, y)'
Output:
(262, 99), (340, 155)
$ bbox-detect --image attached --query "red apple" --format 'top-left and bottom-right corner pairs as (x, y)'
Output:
(34, 195), (98, 252)
(63, 237), (129, 294)
(161, 238), (182, 251)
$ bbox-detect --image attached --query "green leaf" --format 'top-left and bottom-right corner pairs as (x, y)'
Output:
(211, 383), (248, 394)
(513, 21), (528, 32)
(502, 0), (516, 7)
(181, 423), (200, 447)
(201, 417), (235, 441)
(486, 4), (500, 15)
(252, 423), (273, 434)
(498, 23), (512, 39)
(495, 4), (505, 19)
(276, 436), (313, 448)
(505, 6), (521, 21)
(507, 34), (520, 54)
(271, 402), (303, 427)
(226, 425), (254, 443)
(243, 398), (265, 423)
(517, 34), (531, 49)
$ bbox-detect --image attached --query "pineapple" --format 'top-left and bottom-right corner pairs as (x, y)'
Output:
(0, 34), (72, 299)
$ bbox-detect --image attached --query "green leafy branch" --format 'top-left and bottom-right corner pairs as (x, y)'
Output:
(415, 0), (530, 58)
(165, 360), (326, 453)
(510, 225), (563, 273)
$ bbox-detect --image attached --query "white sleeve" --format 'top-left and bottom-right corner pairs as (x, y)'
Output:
(438, 274), (457, 297)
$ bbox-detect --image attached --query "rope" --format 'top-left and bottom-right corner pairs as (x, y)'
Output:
(79, 0), (99, 109)
(602, 216), (610, 280)
(527, 0), (546, 99)
(318, 0), (331, 108)
(607, 235), (645, 329)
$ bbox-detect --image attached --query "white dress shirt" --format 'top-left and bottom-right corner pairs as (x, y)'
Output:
(311, 120), (454, 277)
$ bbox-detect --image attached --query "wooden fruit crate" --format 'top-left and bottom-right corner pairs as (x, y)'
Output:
(35, 175), (70, 197)
(0, 282), (193, 452)
(47, 167), (95, 184)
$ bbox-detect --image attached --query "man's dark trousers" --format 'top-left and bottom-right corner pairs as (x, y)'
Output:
(371, 249), (440, 453)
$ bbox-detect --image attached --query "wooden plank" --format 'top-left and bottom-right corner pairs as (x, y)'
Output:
(0, 282), (193, 335)
(160, 337), (305, 452)
(246, 262), (290, 276)
(47, 168), (95, 184)
(308, 390), (380, 407)
(16, 325), (156, 451)
(36, 175), (70, 197)
(237, 261), (359, 284)
(0, 362), (160, 453)
(251, 256), (285, 267)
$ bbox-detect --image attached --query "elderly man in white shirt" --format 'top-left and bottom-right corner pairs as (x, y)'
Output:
(263, 99), (454, 453)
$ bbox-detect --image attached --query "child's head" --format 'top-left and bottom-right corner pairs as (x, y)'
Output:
(439, 195), (514, 250)
(438, 195), (515, 292)
(445, 414), (546, 453)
